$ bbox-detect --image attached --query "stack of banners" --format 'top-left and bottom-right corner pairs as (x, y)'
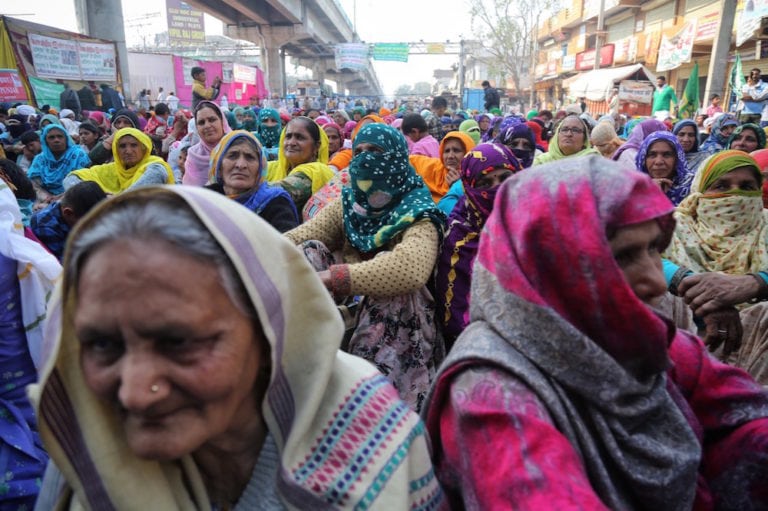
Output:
(334, 43), (369, 71)
(372, 43), (409, 62)
(656, 21), (697, 73)
(27, 33), (117, 82)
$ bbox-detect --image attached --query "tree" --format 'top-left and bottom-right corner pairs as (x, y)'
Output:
(469, 0), (557, 99)
(394, 84), (413, 97)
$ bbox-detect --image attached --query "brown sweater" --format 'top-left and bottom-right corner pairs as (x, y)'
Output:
(285, 198), (440, 298)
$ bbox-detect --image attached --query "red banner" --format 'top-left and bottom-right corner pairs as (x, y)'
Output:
(0, 69), (27, 102)
(575, 44), (615, 71)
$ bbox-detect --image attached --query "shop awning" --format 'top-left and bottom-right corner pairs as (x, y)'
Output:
(565, 64), (657, 101)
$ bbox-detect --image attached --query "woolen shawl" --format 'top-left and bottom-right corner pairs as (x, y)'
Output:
(184, 101), (232, 186)
(27, 125), (91, 195)
(424, 156), (702, 510)
(28, 185), (443, 510)
(71, 128), (174, 194)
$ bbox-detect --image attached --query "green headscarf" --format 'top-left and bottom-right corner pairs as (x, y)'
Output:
(726, 123), (767, 152)
(533, 115), (598, 165)
(692, 150), (762, 196)
(341, 123), (444, 253)
(459, 119), (482, 145)
(241, 109), (257, 131)
(526, 109), (539, 120)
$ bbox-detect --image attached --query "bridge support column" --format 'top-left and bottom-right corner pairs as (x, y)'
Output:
(74, 0), (131, 101)
(227, 24), (298, 99)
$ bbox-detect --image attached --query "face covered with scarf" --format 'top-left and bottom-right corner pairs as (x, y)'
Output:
(257, 108), (282, 148)
(495, 118), (536, 168)
(342, 123), (443, 252)
(461, 143), (523, 219)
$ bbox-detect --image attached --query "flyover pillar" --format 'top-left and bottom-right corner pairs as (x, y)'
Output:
(73, 0), (131, 101)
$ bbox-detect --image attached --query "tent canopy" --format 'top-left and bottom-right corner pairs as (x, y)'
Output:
(565, 64), (657, 102)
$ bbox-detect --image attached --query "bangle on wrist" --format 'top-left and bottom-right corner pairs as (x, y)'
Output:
(669, 266), (693, 296)
(747, 273), (768, 303)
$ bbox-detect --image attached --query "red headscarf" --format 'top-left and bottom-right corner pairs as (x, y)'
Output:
(751, 148), (768, 208)
(476, 155), (676, 376)
(526, 120), (548, 151)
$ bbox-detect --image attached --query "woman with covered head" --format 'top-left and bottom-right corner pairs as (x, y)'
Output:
(255, 107), (282, 161)
(700, 114), (739, 153)
(726, 123), (767, 153)
(673, 119), (711, 173)
(30, 186), (442, 510)
(435, 143), (522, 349)
(590, 120), (622, 159)
(64, 128), (174, 195)
(184, 101), (232, 187)
(286, 123), (445, 411)
(27, 124), (91, 207)
(265, 116), (334, 212)
(664, 150), (768, 383)
(423, 155), (768, 510)
(635, 130), (694, 205)
(87, 109), (142, 166)
(533, 114), (597, 165)
(611, 118), (667, 168)
(207, 130), (299, 233)
(410, 131), (477, 203)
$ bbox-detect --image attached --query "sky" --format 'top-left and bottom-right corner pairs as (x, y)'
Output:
(1, 0), (475, 95)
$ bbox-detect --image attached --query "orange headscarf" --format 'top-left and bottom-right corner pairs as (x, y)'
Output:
(410, 131), (477, 202)
(328, 114), (385, 171)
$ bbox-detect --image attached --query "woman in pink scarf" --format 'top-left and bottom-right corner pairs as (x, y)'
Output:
(183, 101), (231, 186)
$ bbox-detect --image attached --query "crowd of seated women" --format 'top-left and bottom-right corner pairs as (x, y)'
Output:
(1, 97), (768, 510)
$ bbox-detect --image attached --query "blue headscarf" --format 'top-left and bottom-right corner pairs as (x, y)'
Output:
(342, 123), (444, 252)
(27, 124), (91, 195)
(210, 130), (297, 219)
(256, 108), (282, 149)
(635, 131), (693, 205)
(700, 114), (739, 152)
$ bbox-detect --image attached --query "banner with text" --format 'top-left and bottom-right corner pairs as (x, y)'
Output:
(619, 80), (654, 104)
(737, 0), (768, 47)
(166, 0), (206, 45)
(372, 43), (409, 62)
(334, 43), (369, 71)
(657, 21), (697, 72)
(0, 69), (27, 102)
(28, 33), (117, 81)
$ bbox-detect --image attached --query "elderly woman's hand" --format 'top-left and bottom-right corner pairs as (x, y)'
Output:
(701, 307), (743, 358)
(678, 272), (760, 316)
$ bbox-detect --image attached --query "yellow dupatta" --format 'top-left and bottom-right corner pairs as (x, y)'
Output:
(266, 119), (334, 193)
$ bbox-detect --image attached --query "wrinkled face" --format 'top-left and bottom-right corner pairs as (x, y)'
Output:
(557, 117), (586, 156)
(79, 129), (99, 147)
(442, 138), (466, 169)
(730, 129), (760, 153)
(45, 128), (68, 155)
(676, 126), (697, 153)
(196, 107), (224, 146)
(474, 167), (514, 190)
(704, 166), (761, 194)
(609, 220), (667, 307)
(325, 128), (342, 154)
(117, 135), (146, 168)
(283, 120), (318, 166)
(76, 238), (265, 461)
(221, 140), (262, 194)
(645, 140), (677, 180)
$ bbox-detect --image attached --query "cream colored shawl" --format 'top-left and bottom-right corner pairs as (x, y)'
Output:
(29, 186), (441, 510)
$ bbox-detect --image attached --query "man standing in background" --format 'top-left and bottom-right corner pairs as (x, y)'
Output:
(741, 68), (768, 125)
(652, 76), (678, 120)
(482, 80), (500, 112)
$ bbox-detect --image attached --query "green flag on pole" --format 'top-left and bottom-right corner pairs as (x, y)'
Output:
(730, 52), (746, 101)
(679, 61), (699, 119)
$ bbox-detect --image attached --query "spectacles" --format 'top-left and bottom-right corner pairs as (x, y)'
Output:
(560, 127), (584, 135)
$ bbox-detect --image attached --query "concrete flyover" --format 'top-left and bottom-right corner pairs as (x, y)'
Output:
(186, 0), (383, 97)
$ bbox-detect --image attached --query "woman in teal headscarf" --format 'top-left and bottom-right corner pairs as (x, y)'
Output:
(224, 109), (240, 130)
(285, 123), (446, 411)
(241, 108), (257, 132)
(255, 108), (282, 161)
(27, 124), (90, 205)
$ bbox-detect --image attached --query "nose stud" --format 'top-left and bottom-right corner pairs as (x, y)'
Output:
(150, 384), (159, 393)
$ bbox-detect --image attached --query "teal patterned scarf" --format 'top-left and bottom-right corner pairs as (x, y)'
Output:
(341, 123), (444, 253)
